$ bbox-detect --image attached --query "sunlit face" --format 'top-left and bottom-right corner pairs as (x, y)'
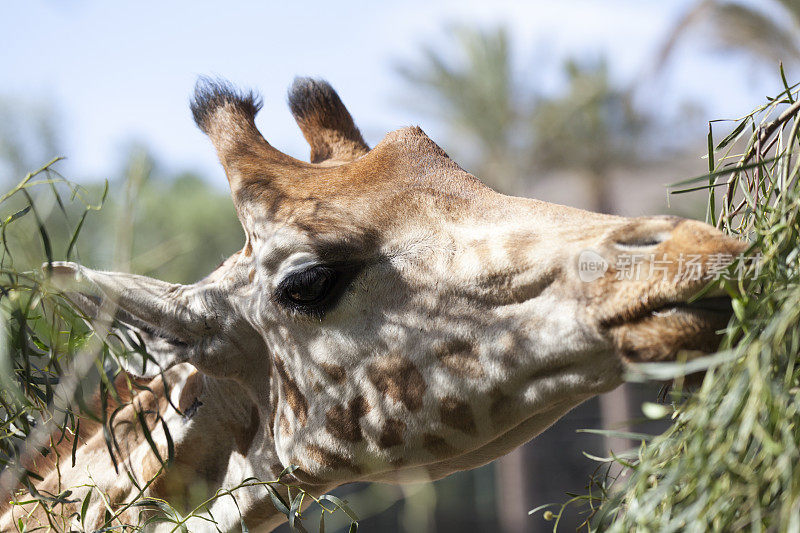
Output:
(54, 78), (746, 486)
(223, 128), (743, 482)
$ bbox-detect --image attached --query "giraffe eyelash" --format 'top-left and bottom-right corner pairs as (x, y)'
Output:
(274, 264), (360, 317)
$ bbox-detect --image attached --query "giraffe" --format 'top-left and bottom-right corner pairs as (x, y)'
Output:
(1, 77), (746, 532)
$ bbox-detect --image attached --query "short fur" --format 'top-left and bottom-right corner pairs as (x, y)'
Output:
(2, 77), (747, 533)
(288, 77), (369, 163)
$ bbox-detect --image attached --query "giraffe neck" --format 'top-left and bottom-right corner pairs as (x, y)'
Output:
(0, 363), (334, 532)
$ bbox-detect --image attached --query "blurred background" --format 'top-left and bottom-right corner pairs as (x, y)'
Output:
(2, 1), (798, 531)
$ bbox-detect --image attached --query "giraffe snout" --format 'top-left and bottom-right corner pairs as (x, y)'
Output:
(609, 215), (681, 251)
(603, 215), (747, 261)
(668, 218), (748, 257)
(588, 216), (749, 363)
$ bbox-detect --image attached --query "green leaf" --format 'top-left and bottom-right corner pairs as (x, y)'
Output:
(266, 485), (290, 517)
(135, 408), (164, 468)
(576, 428), (654, 441)
(668, 157), (781, 190)
(781, 62), (794, 104)
(66, 208), (89, 260)
(625, 350), (739, 381)
(80, 489), (92, 526)
(22, 189), (53, 268)
(161, 417), (175, 467)
(277, 464), (299, 481)
(2, 205), (32, 226)
(715, 117), (750, 151)
(732, 298), (746, 322)
(319, 495), (359, 522)
(288, 491), (303, 531)
(529, 503), (557, 516)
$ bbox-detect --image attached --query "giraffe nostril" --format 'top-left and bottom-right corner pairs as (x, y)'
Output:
(614, 231), (671, 251)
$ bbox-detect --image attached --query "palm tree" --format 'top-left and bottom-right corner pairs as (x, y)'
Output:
(654, 0), (800, 72)
(529, 58), (649, 214)
(397, 32), (653, 210)
(396, 26), (522, 193)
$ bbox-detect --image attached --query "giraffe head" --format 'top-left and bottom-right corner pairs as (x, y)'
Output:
(50, 78), (745, 489)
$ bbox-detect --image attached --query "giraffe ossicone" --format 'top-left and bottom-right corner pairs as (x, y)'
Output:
(2, 77), (745, 532)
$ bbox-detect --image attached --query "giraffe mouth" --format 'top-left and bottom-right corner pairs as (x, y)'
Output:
(604, 295), (733, 363)
(650, 296), (732, 317)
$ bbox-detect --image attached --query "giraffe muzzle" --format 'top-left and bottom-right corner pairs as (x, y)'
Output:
(606, 293), (733, 363)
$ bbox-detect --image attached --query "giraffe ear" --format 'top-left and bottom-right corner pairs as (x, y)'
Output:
(45, 262), (220, 378)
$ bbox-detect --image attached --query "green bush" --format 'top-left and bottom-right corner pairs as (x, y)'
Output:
(539, 75), (800, 531)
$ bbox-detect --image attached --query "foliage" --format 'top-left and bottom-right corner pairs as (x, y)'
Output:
(0, 161), (106, 527)
(41, 146), (245, 285)
(0, 161), (356, 531)
(537, 73), (800, 531)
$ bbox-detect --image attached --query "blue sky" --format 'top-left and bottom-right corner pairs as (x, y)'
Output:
(1, 0), (790, 187)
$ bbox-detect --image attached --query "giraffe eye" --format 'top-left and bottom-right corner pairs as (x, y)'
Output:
(276, 265), (343, 316)
(285, 267), (336, 304)
(275, 260), (364, 317)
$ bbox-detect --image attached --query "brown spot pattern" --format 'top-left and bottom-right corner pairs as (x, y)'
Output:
(435, 339), (485, 379)
(440, 396), (477, 435)
(306, 444), (361, 474)
(320, 362), (346, 383)
(367, 355), (427, 412)
(274, 357), (308, 425)
(503, 230), (538, 267)
(489, 387), (516, 429)
(279, 413), (291, 436)
(423, 433), (455, 458)
(377, 418), (406, 449)
(268, 388), (278, 437)
(325, 395), (371, 442)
